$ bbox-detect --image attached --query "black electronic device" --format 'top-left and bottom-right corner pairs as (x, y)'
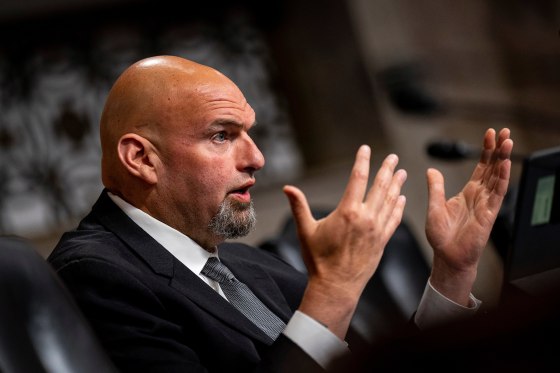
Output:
(504, 145), (560, 295)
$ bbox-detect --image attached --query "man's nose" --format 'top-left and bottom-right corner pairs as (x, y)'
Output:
(239, 134), (265, 173)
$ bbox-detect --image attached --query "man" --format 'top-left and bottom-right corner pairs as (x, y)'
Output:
(47, 55), (513, 372)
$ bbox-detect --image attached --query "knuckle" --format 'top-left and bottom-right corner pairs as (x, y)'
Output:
(375, 175), (390, 190)
(384, 191), (398, 205)
(352, 168), (368, 182)
(340, 208), (360, 223)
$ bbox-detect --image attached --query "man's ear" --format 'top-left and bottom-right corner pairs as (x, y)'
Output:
(117, 133), (158, 185)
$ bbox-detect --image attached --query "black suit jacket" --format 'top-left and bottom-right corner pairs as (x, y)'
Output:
(47, 191), (323, 373)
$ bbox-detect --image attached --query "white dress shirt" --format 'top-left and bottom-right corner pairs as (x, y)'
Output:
(108, 192), (480, 369)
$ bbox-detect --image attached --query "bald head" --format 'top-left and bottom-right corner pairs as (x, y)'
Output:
(99, 55), (237, 193)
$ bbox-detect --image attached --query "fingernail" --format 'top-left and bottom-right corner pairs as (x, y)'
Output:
(361, 144), (371, 156)
(387, 153), (398, 164)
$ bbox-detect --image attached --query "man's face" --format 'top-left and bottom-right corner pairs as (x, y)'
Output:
(156, 77), (265, 248)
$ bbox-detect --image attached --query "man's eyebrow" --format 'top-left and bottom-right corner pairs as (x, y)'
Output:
(207, 120), (257, 130)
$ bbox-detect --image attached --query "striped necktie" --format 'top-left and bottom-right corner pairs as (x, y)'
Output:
(201, 257), (286, 341)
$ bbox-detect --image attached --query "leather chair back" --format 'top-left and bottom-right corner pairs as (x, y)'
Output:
(0, 236), (118, 373)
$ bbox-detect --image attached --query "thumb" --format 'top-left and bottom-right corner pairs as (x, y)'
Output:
(426, 168), (446, 211)
(283, 185), (315, 238)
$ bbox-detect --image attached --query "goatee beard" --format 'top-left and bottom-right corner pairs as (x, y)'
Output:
(208, 197), (256, 239)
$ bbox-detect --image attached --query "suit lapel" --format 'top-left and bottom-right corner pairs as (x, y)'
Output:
(91, 190), (277, 345)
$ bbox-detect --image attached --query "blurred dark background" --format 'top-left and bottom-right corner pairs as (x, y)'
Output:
(1, 0), (560, 307)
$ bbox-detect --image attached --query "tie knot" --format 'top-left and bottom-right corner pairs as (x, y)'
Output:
(202, 257), (235, 284)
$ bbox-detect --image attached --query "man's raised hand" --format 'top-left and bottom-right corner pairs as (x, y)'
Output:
(283, 145), (407, 338)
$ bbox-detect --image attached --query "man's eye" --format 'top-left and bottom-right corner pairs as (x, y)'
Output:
(213, 132), (227, 142)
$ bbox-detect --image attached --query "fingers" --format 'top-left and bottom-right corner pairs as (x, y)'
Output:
(385, 194), (407, 236)
(478, 128), (496, 166)
(286, 145), (406, 239)
(483, 129), (513, 190)
(380, 169), (407, 218)
(497, 127), (510, 147)
(283, 185), (315, 239)
(464, 128), (513, 212)
(497, 128), (513, 160)
(366, 156), (407, 222)
(339, 145), (371, 208)
(485, 127), (512, 160)
(488, 157), (512, 211)
(426, 168), (446, 212)
(472, 128), (512, 182)
(486, 129), (513, 190)
(339, 146), (407, 215)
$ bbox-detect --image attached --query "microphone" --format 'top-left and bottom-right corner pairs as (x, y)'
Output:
(426, 140), (478, 161)
(427, 139), (525, 162)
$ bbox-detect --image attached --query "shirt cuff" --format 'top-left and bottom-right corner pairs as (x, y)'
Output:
(414, 278), (482, 330)
(282, 310), (350, 369)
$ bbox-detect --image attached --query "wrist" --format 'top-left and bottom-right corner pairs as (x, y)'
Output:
(297, 277), (360, 339)
(430, 258), (477, 307)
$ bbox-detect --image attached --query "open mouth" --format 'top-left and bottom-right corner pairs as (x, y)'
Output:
(230, 180), (254, 194)
(230, 186), (249, 195)
(228, 182), (254, 202)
